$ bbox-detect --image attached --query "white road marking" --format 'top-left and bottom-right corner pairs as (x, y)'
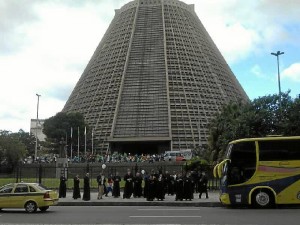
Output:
(130, 215), (202, 218)
(138, 208), (201, 211)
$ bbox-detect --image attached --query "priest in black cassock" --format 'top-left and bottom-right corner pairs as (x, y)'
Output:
(123, 169), (134, 199)
(183, 172), (194, 201)
(175, 173), (184, 201)
(156, 173), (165, 201)
(59, 175), (67, 198)
(112, 172), (121, 198)
(133, 172), (143, 198)
(82, 172), (90, 201)
(73, 174), (81, 199)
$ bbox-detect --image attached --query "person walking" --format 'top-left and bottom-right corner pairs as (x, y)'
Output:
(82, 172), (90, 201)
(59, 174), (67, 198)
(72, 174), (81, 199)
(96, 172), (106, 199)
(199, 172), (209, 199)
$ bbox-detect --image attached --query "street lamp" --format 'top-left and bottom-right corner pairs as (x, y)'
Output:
(271, 51), (284, 110)
(35, 94), (41, 162)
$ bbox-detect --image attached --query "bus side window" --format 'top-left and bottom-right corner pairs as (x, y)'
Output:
(259, 139), (300, 161)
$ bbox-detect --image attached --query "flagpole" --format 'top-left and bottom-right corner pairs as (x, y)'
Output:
(65, 132), (68, 158)
(92, 128), (94, 155)
(77, 127), (80, 160)
(84, 126), (87, 156)
(70, 127), (73, 162)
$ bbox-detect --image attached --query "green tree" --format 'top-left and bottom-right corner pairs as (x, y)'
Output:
(0, 130), (27, 165)
(43, 112), (88, 154)
(207, 100), (253, 162)
(207, 92), (299, 162)
(11, 129), (36, 156)
(282, 96), (300, 135)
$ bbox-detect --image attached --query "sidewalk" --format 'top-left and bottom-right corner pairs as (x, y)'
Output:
(57, 191), (221, 207)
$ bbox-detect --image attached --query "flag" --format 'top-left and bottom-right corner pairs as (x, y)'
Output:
(84, 126), (86, 136)
(70, 127), (73, 139)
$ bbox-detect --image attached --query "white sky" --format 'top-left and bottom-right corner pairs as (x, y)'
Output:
(0, 0), (300, 133)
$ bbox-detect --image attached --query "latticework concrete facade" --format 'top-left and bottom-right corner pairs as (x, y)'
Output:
(63, 0), (248, 154)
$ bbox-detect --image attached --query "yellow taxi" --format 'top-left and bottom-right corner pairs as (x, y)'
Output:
(0, 182), (59, 213)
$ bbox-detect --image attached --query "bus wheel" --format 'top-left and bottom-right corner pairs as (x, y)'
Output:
(252, 189), (274, 208)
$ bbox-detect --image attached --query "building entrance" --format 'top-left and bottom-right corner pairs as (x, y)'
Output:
(110, 141), (170, 155)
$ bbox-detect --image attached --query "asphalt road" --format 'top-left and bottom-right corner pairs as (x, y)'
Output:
(0, 205), (299, 225)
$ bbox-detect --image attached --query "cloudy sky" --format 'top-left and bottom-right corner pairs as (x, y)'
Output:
(1, 0), (299, 133)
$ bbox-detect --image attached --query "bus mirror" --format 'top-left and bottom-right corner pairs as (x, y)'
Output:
(217, 164), (223, 178)
(213, 164), (219, 178)
(217, 159), (231, 178)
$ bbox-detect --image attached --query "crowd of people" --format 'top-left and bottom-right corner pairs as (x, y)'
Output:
(70, 152), (166, 163)
(58, 169), (209, 201)
(24, 152), (168, 164)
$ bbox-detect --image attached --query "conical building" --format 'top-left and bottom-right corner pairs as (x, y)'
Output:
(63, 0), (248, 154)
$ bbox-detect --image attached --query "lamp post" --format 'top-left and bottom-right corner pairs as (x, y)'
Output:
(271, 51), (284, 111)
(35, 94), (41, 162)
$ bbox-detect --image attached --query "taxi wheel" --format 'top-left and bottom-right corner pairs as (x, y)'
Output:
(25, 201), (37, 213)
(39, 206), (49, 212)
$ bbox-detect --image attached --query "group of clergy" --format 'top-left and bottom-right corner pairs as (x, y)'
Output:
(58, 168), (208, 201)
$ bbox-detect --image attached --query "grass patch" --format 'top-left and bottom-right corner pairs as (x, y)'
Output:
(0, 178), (126, 190)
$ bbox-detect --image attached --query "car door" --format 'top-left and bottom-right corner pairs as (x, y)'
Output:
(11, 184), (29, 208)
(0, 184), (14, 208)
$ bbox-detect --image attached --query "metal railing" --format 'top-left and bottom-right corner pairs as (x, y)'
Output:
(0, 162), (219, 190)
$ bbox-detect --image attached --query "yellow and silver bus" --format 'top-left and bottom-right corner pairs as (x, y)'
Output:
(214, 136), (300, 208)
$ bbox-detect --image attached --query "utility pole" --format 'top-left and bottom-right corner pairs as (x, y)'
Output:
(271, 51), (284, 112)
(35, 93), (41, 162)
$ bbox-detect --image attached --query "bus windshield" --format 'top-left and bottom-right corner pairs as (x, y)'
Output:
(226, 141), (256, 185)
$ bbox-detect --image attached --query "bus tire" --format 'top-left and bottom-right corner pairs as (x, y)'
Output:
(252, 189), (274, 208)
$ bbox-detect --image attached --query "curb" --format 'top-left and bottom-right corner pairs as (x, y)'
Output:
(56, 191), (221, 207)
(57, 201), (221, 207)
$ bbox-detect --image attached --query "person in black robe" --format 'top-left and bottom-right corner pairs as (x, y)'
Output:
(165, 171), (175, 195)
(156, 174), (165, 201)
(198, 172), (209, 199)
(146, 174), (156, 201)
(59, 175), (67, 198)
(112, 172), (121, 198)
(82, 173), (90, 201)
(133, 172), (143, 198)
(175, 173), (184, 201)
(143, 172), (150, 199)
(123, 169), (134, 199)
(183, 172), (193, 201)
(191, 170), (199, 193)
(73, 174), (81, 199)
